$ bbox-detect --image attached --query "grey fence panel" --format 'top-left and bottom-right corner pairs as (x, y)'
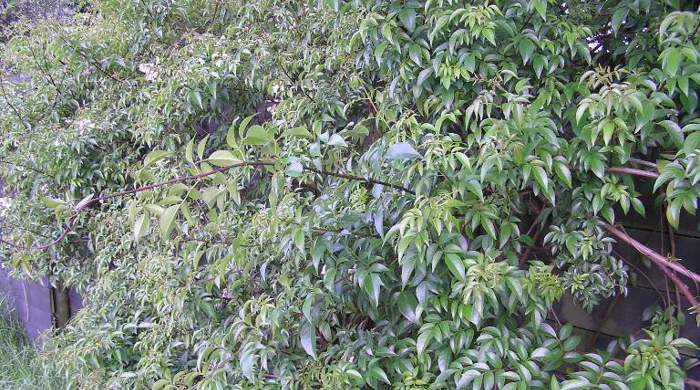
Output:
(0, 267), (52, 339)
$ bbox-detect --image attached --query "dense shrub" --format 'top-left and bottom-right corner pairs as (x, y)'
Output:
(1, 0), (700, 388)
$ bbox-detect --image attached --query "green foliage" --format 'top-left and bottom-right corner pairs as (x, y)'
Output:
(1, 0), (700, 388)
(0, 294), (64, 389)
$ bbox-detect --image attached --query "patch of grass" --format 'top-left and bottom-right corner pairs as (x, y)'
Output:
(0, 294), (64, 390)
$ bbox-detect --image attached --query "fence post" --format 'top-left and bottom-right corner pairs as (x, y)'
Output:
(51, 282), (70, 328)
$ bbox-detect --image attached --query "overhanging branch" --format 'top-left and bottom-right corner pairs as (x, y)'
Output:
(1, 160), (414, 251)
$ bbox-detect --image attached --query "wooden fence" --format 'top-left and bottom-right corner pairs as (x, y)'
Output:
(0, 267), (82, 340)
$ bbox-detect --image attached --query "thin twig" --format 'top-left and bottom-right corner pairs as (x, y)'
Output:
(0, 74), (31, 131)
(519, 216), (545, 265)
(586, 294), (621, 351)
(306, 167), (415, 195)
(58, 35), (124, 83)
(660, 211), (672, 307)
(613, 249), (668, 307)
(0, 159), (47, 175)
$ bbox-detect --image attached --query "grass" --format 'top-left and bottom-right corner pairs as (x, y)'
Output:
(0, 293), (64, 390)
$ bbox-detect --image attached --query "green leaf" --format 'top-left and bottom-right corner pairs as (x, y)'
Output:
(409, 44), (422, 66)
(663, 48), (682, 77)
(159, 205), (179, 240)
(499, 223), (513, 248)
(346, 369), (363, 382)
(575, 102), (589, 124)
(519, 39), (535, 65)
(287, 158), (304, 177)
(561, 379), (590, 390)
(284, 126), (312, 138)
(398, 8), (417, 32)
(239, 351), (255, 381)
(368, 366), (390, 385)
(133, 213), (150, 241)
(416, 331), (431, 355)
(465, 179), (484, 202)
(238, 114), (256, 134)
(364, 273), (382, 306)
(532, 166), (549, 192)
(300, 321), (316, 358)
(457, 370), (480, 388)
(589, 158), (605, 179)
(417, 68), (432, 87)
(532, 0), (547, 20)
(602, 121), (615, 145)
(387, 142), (420, 160)
(42, 196), (67, 210)
(658, 120), (684, 147)
(632, 197), (646, 216)
(398, 291), (418, 323)
(531, 347), (549, 360)
(374, 42), (387, 66)
(481, 215), (497, 239)
(226, 117), (241, 147)
(328, 134), (347, 147)
(444, 253), (466, 280)
(293, 228), (305, 253)
(144, 150), (172, 167)
(197, 136), (209, 160)
(74, 194), (95, 211)
(550, 375), (561, 390)
(670, 337), (697, 349)
(666, 200), (681, 229)
(207, 150), (240, 167)
(201, 187), (223, 207)
(611, 7), (628, 35)
(185, 139), (195, 165)
(554, 163), (572, 188)
(151, 379), (172, 390)
(244, 125), (272, 145)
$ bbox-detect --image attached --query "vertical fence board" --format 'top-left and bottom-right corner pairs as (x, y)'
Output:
(0, 267), (53, 339)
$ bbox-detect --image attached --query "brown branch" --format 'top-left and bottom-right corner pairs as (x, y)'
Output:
(604, 223), (700, 317)
(687, 377), (700, 389)
(7, 161), (274, 252)
(2, 160), (414, 251)
(604, 223), (700, 284)
(519, 216), (545, 265)
(627, 157), (657, 169)
(657, 264), (700, 316)
(92, 161), (274, 205)
(605, 166), (659, 179)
